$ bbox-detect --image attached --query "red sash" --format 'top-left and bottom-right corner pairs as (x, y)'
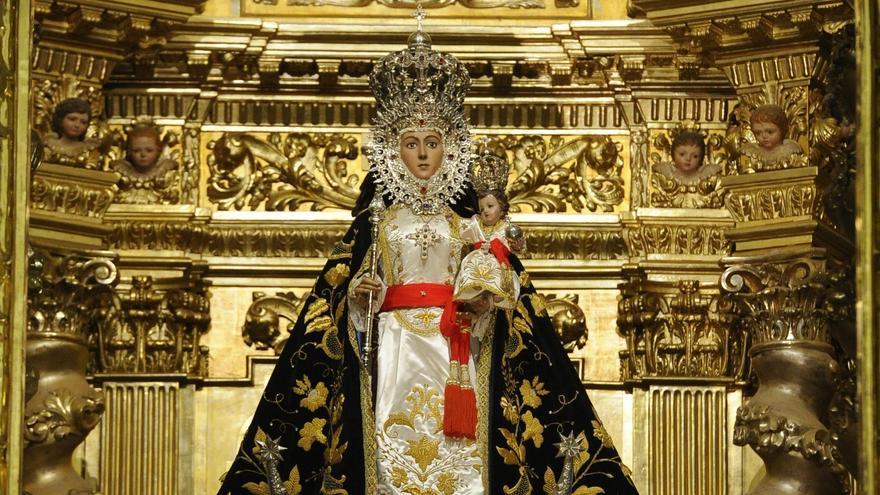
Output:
(379, 283), (476, 439)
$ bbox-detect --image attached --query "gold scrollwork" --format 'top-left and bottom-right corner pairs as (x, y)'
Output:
(720, 257), (851, 347)
(617, 272), (745, 381)
(28, 249), (119, 341)
(724, 182), (819, 223)
(256, 0), (548, 8)
(207, 132), (361, 211)
(93, 273), (211, 376)
(624, 224), (728, 257)
(31, 171), (117, 219)
(480, 135), (626, 213)
(24, 390), (104, 448)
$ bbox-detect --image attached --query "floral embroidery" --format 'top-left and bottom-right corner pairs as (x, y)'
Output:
(298, 418), (327, 451)
(297, 380), (328, 412)
(324, 263), (351, 288)
(379, 385), (480, 494)
(519, 377), (549, 409)
(592, 420), (613, 449)
(521, 411), (545, 448)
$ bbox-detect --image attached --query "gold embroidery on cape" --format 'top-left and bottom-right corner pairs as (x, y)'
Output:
(379, 384), (481, 494)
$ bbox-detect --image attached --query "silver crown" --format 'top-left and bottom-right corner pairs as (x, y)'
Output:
(365, 6), (472, 215)
(471, 147), (510, 192)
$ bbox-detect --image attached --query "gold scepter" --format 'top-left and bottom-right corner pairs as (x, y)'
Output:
(363, 187), (385, 404)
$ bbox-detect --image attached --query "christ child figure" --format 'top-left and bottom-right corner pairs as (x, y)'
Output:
(652, 131), (722, 208)
(109, 125), (179, 204)
(42, 97), (103, 168)
(454, 153), (524, 323)
(740, 104), (803, 170)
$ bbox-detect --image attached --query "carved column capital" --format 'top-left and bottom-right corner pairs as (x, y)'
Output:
(617, 268), (745, 382)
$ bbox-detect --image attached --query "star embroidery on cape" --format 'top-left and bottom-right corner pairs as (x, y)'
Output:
(555, 431), (586, 459)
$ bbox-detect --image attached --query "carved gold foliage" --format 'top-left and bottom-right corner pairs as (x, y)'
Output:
(93, 273), (211, 375)
(520, 229), (627, 260)
(110, 221), (347, 258)
(109, 220), (627, 261)
(734, 405), (850, 492)
(243, 291), (308, 354)
(720, 257), (851, 346)
(617, 273), (745, 380)
(481, 135), (625, 213)
(31, 170), (116, 219)
(724, 183), (819, 223)
(624, 224), (727, 257)
(254, 0), (552, 9)
(28, 249), (119, 341)
(207, 132), (361, 211)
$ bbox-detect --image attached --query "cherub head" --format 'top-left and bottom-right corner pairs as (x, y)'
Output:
(670, 131), (705, 176)
(750, 104), (788, 151)
(51, 98), (91, 142)
(125, 126), (163, 171)
(477, 189), (509, 227)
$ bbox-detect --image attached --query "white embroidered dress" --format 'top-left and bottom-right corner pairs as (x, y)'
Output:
(351, 205), (485, 494)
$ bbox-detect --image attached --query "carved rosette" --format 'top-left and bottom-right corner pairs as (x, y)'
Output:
(617, 270), (744, 382)
(24, 248), (119, 495)
(93, 270), (211, 376)
(721, 255), (853, 494)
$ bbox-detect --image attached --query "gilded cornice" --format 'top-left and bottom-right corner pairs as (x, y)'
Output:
(629, 0), (852, 69)
(34, 0), (208, 85)
(105, 207), (628, 261)
(109, 18), (734, 93)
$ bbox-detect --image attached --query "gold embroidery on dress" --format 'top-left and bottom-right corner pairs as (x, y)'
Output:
(393, 308), (442, 337)
(379, 385), (481, 494)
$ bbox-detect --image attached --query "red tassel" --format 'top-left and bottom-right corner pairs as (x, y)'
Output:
(443, 382), (463, 437)
(457, 386), (477, 439)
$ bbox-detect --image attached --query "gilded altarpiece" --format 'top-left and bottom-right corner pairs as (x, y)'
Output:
(15, 0), (868, 494)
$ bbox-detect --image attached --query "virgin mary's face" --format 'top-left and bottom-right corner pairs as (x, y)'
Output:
(399, 130), (444, 180)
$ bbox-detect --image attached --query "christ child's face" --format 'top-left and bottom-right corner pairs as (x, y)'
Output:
(672, 143), (704, 176)
(60, 112), (89, 140)
(128, 136), (161, 170)
(752, 121), (783, 151)
(479, 194), (504, 226)
(399, 130), (444, 181)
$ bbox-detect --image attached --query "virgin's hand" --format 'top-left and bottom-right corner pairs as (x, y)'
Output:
(353, 276), (382, 299)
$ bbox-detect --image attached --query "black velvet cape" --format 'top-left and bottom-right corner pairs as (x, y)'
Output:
(217, 199), (640, 494)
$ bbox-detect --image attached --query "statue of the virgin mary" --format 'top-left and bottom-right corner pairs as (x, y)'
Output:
(217, 10), (639, 495)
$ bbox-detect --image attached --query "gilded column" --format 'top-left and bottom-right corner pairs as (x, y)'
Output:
(618, 270), (745, 495)
(1, 0), (33, 492)
(90, 268), (211, 495)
